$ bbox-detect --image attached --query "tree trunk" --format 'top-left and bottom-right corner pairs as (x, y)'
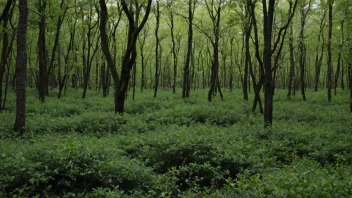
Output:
(314, 12), (326, 92)
(243, 8), (252, 101)
(287, 25), (295, 99)
(14, 0), (28, 134)
(116, 0), (152, 113)
(299, 0), (312, 101)
(327, 1), (333, 102)
(37, 0), (47, 103)
(153, 1), (160, 98)
(0, 4), (10, 111)
(182, 0), (193, 98)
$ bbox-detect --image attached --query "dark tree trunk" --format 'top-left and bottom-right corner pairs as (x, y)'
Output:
(82, 4), (99, 99)
(287, 25), (295, 99)
(243, 8), (252, 101)
(167, 3), (178, 94)
(327, 1), (333, 102)
(182, 0), (194, 98)
(58, 23), (76, 99)
(350, 65), (352, 112)
(132, 62), (136, 100)
(299, 0), (311, 101)
(116, 0), (152, 113)
(0, 0), (12, 24)
(47, 0), (67, 97)
(154, 1), (160, 98)
(37, 0), (47, 103)
(335, 19), (345, 95)
(0, 3), (10, 111)
(99, 0), (121, 112)
(250, 0), (297, 127)
(314, 12), (326, 92)
(138, 28), (148, 92)
(205, 0), (221, 102)
(14, 0), (28, 134)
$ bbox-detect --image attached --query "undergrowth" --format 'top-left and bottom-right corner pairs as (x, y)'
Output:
(0, 88), (351, 197)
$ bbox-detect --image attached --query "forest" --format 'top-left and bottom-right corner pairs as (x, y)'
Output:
(1, 0), (352, 197)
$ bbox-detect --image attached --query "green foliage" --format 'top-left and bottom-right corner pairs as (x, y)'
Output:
(1, 89), (352, 197)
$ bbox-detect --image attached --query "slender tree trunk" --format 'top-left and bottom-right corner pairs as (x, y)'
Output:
(138, 29), (147, 92)
(47, 0), (67, 96)
(287, 25), (295, 99)
(167, 6), (178, 94)
(38, 0), (47, 103)
(314, 12), (326, 92)
(58, 25), (75, 99)
(335, 19), (345, 95)
(299, 0), (312, 101)
(153, 1), (160, 98)
(327, 0), (333, 102)
(183, 0), (194, 98)
(0, 5), (10, 111)
(243, 9), (252, 101)
(132, 62), (136, 100)
(14, 0), (28, 134)
(206, 1), (221, 102)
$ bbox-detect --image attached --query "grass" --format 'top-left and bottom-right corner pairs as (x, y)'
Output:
(0, 88), (352, 197)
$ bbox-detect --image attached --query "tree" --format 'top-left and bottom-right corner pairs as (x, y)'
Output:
(298, 0), (312, 101)
(14, 0), (28, 134)
(115, 0), (152, 113)
(0, 0), (14, 110)
(182, 0), (196, 98)
(287, 23), (295, 99)
(153, 0), (161, 98)
(314, 8), (326, 92)
(81, 0), (100, 99)
(0, 0), (12, 23)
(166, 0), (179, 94)
(37, 0), (47, 102)
(197, 0), (223, 102)
(327, 0), (333, 102)
(138, 27), (149, 92)
(251, 0), (298, 127)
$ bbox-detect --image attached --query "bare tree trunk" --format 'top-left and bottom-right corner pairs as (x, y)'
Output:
(243, 8), (252, 101)
(0, 2), (11, 111)
(299, 0), (312, 101)
(138, 28), (148, 92)
(287, 25), (295, 99)
(14, 0), (28, 134)
(182, 0), (194, 98)
(314, 12), (326, 92)
(37, 0), (47, 103)
(335, 19), (345, 95)
(153, 1), (160, 98)
(116, 0), (152, 113)
(327, 1), (333, 102)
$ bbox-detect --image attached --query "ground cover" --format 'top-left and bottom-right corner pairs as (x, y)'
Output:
(1, 88), (352, 197)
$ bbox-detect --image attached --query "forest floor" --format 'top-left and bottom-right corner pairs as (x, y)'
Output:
(1, 88), (352, 197)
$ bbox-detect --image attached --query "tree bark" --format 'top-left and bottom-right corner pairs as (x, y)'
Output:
(37, 0), (47, 103)
(182, 0), (194, 98)
(287, 25), (295, 99)
(327, 0), (333, 102)
(154, 1), (160, 98)
(14, 0), (28, 134)
(116, 0), (152, 113)
(314, 11), (326, 92)
(0, 2), (10, 111)
(299, 0), (312, 101)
